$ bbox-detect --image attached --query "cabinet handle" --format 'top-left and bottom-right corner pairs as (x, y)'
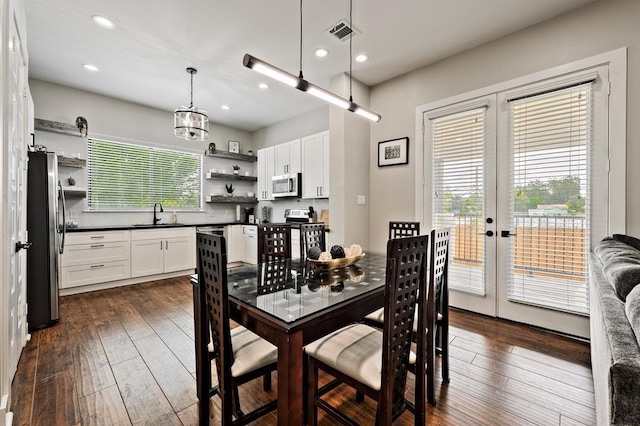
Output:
(90, 264), (105, 269)
(90, 244), (104, 248)
(90, 236), (105, 239)
(160, 241), (163, 250)
(165, 240), (168, 249)
(320, 187), (323, 196)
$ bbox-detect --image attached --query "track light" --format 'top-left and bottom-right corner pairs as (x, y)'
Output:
(243, 54), (381, 122)
(242, 0), (381, 123)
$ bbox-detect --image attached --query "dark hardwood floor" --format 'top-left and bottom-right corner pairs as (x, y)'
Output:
(11, 277), (595, 425)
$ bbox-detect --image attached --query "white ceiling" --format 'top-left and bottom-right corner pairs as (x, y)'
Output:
(25, 0), (597, 132)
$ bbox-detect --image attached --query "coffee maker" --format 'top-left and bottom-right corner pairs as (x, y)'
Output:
(244, 207), (255, 224)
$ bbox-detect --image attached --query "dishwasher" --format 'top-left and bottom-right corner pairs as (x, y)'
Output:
(196, 225), (227, 240)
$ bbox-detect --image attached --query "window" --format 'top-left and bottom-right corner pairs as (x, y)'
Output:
(87, 138), (202, 211)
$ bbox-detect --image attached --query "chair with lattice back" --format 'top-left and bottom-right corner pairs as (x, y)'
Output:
(257, 223), (292, 263)
(389, 221), (421, 239)
(196, 232), (278, 424)
(305, 234), (429, 425)
(299, 223), (326, 259)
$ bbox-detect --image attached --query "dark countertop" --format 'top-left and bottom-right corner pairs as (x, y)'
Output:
(66, 222), (330, 232)
(66, 222), (252, 232)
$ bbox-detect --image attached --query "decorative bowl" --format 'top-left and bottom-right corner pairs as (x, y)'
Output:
(307, 253), (366, 270)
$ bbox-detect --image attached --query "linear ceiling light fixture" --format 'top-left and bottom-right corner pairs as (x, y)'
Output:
(174, 67), (209, 141)
(242, 0), (381, 122)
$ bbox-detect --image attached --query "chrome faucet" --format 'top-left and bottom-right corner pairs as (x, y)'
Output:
(153, 203), (164, 225)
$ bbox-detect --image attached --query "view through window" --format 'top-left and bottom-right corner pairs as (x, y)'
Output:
(87, 139), (202, 211)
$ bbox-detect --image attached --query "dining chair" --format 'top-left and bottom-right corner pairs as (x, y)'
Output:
(363, 228), (450, 407)
(305, 234), (429, 425)
(299, 223), (326, 259)
(257, 223), (292, 263)
(197, 232), (278, 425)
(389, 221), (421, 239)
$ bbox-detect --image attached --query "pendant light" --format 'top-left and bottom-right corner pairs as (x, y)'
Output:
(174, 67), (209, 141)
(243, 0), (381, 122)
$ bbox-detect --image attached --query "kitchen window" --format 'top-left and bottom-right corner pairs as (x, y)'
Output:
(87, 138), (202, 211)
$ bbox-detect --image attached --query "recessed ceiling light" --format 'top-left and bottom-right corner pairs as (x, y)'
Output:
(315, 48), (329, 58)
(91, 15), (116, 30)
(258, 82), (269, 90)
(355, 54), (368, 63)
(221, 105), (230, 110)
(82, 63), (99, 72)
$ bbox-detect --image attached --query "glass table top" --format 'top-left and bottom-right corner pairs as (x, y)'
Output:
(226, 252), (387, 323)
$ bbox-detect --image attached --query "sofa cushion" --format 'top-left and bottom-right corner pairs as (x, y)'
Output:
(595, 238), (640, 300)
(613, 234), (640, 251)
(626, 285), (640, 350)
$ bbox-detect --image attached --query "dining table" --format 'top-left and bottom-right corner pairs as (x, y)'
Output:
(191, 252), (391, 426)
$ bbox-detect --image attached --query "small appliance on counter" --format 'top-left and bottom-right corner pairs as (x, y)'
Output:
(284, 208), (312, 228)
(261, 206), (272, 223)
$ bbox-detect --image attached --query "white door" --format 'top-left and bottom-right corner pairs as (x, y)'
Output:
(164, 236), (195, 272)
(130, 239), (164, 277)
(7, 9), (29, 380)
(424, 67), (610, 337)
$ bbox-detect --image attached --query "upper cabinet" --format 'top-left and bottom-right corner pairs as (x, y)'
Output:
(302, 131), (330, 199)
(257, 146), (275, 201)
(274, 139), (301, 175)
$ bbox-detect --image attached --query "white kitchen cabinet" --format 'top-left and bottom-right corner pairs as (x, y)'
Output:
(274, 138), (301, 175)
(242, 225), (257, 264)
(227, 225), (244, 263)
(302, 130), (329, 198)
(291, 228), (301, 259)
(60, 230), (131, 289)
(130, 227), (196, 278)
(257, 146), (275, 200)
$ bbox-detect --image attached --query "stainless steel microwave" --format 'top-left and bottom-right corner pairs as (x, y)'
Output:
(272, 173), (302, 198)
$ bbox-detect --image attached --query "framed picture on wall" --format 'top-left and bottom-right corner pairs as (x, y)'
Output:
(228, 140), (240, 153)
(378, 137), (409, 167)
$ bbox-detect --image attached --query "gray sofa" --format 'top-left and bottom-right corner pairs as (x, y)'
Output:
(590, 234), (640, 425)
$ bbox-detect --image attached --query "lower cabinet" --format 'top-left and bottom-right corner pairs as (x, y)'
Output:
(131, 227), (196, 278)
(61, 230), (131, 289)
(227, 224), (258, 264)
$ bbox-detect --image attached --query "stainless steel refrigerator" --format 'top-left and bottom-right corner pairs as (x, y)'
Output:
(26, 151), (66, 330)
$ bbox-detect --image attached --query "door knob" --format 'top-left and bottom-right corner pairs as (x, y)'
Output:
(501, 230), (517, 238)
(15, 241), (32, 252)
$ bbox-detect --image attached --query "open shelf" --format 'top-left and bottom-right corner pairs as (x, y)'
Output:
(204, 150), (257, 162)
(35, 118), (86, 137)
(205, 196), (258, 203)
(62, 188), (87, 198)
(58, 156), (86, 168)
(205, 172), (257, 182)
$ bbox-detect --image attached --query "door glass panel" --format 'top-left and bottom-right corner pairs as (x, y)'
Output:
(507, 83), (591, 314)
(432, 108), (486, 296)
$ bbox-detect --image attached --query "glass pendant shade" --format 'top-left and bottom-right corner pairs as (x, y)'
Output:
(174, 107), (209, 141)
(174, 67), (209, 141)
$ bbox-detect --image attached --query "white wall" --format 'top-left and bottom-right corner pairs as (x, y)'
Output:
(368, 0), (640, 252)
(29, 79), (255, 226)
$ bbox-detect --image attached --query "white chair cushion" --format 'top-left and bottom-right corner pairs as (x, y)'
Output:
(208, 326), (278, 377)
(304, 323), (416, 391)
(365, 306), (442, 333)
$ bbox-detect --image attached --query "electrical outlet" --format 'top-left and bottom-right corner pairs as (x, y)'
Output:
(68, 209), (78, 219)
(357, 195), (366, 205)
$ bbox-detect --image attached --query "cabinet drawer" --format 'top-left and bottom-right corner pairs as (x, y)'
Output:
(60, 260), (131, 289)
(131, 227), (194, 241)
(62, 242), (130, 267)
(66, 230), (130, 245)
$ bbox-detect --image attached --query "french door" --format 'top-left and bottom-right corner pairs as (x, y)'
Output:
(423, 66), (610, 337)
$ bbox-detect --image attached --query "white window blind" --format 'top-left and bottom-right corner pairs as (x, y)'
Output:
(87, 139), (202, 211)
(507, 83), (592, 314)
(432, 108), (486, 296)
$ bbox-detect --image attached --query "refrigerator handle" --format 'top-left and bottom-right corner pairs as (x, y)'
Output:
(58, 180), (66, 254)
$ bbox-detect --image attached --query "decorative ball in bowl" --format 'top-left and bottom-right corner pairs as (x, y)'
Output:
(307, 244), (365, 270)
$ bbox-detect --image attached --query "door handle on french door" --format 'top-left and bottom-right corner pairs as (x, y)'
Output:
(501, 230), (517, 237)
(15, 241), (32, 252)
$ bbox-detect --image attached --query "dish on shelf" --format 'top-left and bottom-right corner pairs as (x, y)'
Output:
(307, 253), (366, 270)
